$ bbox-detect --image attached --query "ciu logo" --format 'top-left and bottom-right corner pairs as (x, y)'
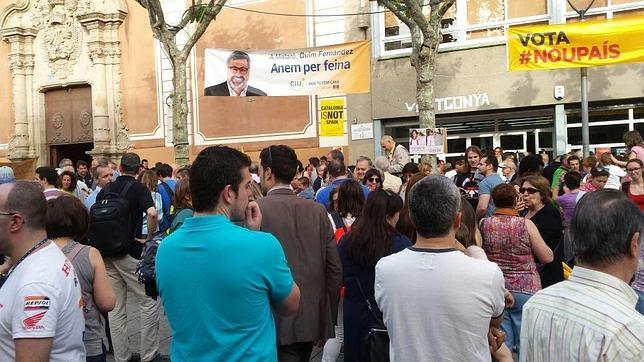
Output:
(290, 79), (304, 91)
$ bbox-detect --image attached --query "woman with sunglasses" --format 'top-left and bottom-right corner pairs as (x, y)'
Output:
(338, 190), (410, 361)
(362, 168), (382, 192)
(622, 159), (644, 210)
(519, 175), (564, 288)
(480, 183), (553, 355)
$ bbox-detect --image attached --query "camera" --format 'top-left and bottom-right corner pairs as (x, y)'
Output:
(554, 85), (565, 101)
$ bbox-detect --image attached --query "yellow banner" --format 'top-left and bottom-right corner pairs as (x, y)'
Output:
(508, 16), (644, 71)
(320, 98), (345, 137)
(204, 41), (370, 96)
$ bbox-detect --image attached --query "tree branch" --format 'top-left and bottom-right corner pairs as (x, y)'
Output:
(378, 0), (415, 31)
(169, 0), (205, 35)
(403, 0), (429, 29)
(180, 0), (227, 58)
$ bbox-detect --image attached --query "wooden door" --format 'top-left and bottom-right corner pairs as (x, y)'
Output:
(45, 86), (93, 145)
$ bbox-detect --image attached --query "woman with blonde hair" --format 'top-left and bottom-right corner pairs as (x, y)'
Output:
(137, 169), (163, 236)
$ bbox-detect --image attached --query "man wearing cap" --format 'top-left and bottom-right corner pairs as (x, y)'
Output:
(500, 160), (517, 183)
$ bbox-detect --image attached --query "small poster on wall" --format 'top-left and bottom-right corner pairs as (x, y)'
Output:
(409, 128), (446, 154)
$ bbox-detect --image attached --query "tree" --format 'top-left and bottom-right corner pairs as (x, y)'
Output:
(376, 0), (455, 169)
(135, 0), (228, 165)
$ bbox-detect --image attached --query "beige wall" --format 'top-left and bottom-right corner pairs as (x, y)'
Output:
(119, 0), (159, 136)
(371, 44), (644, 120)
(0, 0), (15, 153)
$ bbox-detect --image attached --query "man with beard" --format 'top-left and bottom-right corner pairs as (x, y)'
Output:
(205, 51), (267, 96)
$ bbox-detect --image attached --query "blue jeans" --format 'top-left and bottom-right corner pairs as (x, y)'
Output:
(636, 289), (644, 315)
(501, 292), (532, 355)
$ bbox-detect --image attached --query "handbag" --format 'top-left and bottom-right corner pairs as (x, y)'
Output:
(355, 276), (390, 362)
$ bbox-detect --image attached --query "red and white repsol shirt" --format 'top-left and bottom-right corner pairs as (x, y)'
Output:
(0, 242), (85, 361)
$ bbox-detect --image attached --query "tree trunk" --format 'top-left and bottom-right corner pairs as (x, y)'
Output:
(415, 42), (438, 170)
(171, 57), (190, 166)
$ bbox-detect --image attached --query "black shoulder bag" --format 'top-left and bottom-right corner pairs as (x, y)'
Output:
(355, 276), (390, 362)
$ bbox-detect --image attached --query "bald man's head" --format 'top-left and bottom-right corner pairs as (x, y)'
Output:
(380, 135), (395, 152)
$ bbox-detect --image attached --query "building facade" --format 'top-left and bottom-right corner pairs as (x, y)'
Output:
(0, 0), (643, 169)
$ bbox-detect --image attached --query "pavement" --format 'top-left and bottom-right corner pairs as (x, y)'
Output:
(106, 290), (342, 361)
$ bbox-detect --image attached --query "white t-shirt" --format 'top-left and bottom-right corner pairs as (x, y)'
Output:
(605, 164), (626, 190)
(375, 248), (505, 362)
(0, 243), (85, 361)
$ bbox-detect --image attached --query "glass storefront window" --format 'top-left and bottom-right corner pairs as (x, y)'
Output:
(538, 132), (553, 148)
(567, 108), (629, 123)
(635, 122), (644, 136)
(447, 138), (467, 154)
(470, 136), (494, 150)
(567, 124), (629, 145)
(500, 134), (524, 150)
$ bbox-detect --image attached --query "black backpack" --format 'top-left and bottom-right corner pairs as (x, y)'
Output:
(88, 181), (135, 257)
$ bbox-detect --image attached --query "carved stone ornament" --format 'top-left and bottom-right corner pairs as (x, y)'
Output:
(42, 23), (81, 79)
(80, 110), (91, 127)
(30, 0), (83, 79)
(52, 112), (64, 129)
(117, 128), (131, 150)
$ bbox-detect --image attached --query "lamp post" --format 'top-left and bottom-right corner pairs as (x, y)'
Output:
(567, 0), (596, 157)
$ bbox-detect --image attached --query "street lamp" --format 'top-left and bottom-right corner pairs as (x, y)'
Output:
(567, 0), (596, 157)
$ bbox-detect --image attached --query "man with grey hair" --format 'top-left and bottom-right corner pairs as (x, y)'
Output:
(520, 190), (644, 361)
(374, 156), (402, 193)
(353, 156), (372, 182)
(205, 50), (267, 96)
(85, 158), (113, 209)
(375, 175), (505, 361)
(379, 135), (410, 175)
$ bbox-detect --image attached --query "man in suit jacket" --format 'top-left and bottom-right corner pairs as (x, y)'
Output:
(256, 145), (342, 362)
(204, 50), (267, 96)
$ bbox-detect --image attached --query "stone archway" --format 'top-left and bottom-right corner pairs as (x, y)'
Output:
(0, 0), (131, 163)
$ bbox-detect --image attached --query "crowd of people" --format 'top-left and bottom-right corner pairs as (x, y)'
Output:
(0, 129), (641, 361)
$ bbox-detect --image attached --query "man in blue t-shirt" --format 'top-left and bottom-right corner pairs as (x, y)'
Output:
(315, 160), (369, 210)
(155, 146), (301, 362)
(476, 155), (504, 220)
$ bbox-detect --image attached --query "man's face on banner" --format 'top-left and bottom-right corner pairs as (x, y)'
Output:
(227, 58), (250, 93)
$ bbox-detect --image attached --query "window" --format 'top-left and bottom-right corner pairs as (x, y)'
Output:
(447, 138), (466, 153)
(377, 0), (549, 56)
(538, 132), (553, 148)
(377, 0), (643, 56)
(564, 0), (644, 21)
(500, 134), (524, 150)
(567, 124), (629, 145)
(470, 136), (494, 150)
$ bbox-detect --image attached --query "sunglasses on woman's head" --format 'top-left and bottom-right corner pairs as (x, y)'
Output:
(519, 187), (539, 194)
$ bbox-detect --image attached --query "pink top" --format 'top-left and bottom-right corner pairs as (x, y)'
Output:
(480, 215), (541, 294)
(631, 145), (644, 163)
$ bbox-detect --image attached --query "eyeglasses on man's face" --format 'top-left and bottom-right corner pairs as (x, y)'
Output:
(228, 66), (249, 75)
(0, 211), (17, 216)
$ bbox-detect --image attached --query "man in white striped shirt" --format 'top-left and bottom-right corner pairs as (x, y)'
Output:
(520, 190), (644, 361)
